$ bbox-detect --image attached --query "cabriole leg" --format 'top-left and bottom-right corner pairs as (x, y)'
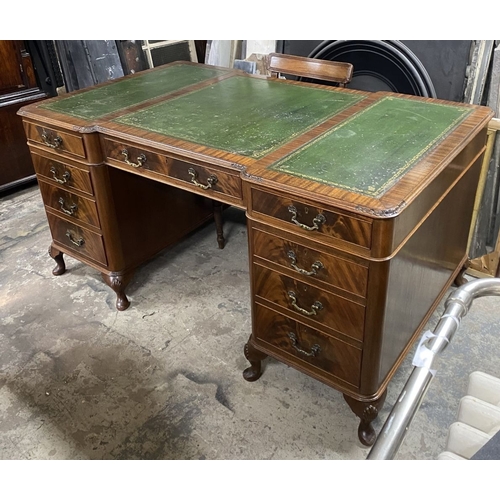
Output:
(213, 201), (225, 249)
(48, 244), (66, 276)
(344, 390), (387, 447)
(101, 271), (134, 311)
(243, 339), (267, 382)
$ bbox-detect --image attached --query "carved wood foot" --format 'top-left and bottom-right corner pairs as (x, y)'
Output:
(48, 244), (66, 276)
(243, 340), (267, 382)
(213, 201), (225, 249)
(344, 390), (387, 447)
(101, 271), (134, 311)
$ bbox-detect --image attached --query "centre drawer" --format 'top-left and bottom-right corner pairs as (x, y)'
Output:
(254, 303), (361, 388)
(102, 138), (243, 204)
(253, 264), (365, 341)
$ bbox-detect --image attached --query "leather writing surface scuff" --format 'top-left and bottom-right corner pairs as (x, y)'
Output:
(41, 64), (227, 120)
(115, 76), (364, 158)
(270, 96), (472, 197)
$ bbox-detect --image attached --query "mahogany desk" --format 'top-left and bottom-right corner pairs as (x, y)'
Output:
(18, 62), (493, 445)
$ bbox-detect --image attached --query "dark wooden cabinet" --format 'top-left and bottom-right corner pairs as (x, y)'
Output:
(0, 40), (47, 192)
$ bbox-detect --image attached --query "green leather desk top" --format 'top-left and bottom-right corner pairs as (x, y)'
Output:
(40, 64), (228, 120)
(33, 62), (480, 200)
(270, 96), (472, 197)
(114, 76), (364, 159)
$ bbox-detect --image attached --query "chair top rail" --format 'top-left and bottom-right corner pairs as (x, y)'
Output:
(268, 52), (353, 85)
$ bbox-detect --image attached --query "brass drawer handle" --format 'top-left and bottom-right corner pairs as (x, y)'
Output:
(58, 197), (78, 216)
(288, 332), (321, 357)
(121, 149), (146, 168)
(188, 167), (218, 190)
(288, 205), (326, 231)
(287, 250), (324, 276)
(50, 166), (71, 184)
(65, 230), (84, 247)
(41, 131), (63, 149)
(287, 291), (323, 316)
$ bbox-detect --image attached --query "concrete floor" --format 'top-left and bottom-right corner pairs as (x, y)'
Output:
(1, 183), (500, 460)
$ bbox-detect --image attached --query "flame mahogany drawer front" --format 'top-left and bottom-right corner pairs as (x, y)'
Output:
(32, 152), (93, 196)
(252, 228), (368, 297)
(24, 122), (86, 159)
(254, 303), (362, 388)
(103, 138), (243, 204)
(250, 188), (372, 249)
(253, 263), (365, 342)
(46, 212), (107, 266)
(38, 180), (100, 229)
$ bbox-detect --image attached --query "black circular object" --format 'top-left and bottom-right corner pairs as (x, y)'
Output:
(305, 40), (436, 98)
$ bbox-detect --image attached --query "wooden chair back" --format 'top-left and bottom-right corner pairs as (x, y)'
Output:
(268, 52), (353, 87)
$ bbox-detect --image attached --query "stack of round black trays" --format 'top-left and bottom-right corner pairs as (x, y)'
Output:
(305, 40), (437, 98)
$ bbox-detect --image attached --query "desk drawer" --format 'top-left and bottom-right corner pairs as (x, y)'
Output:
(103, 139), (243, 203)
(253, 264), (365, 341)
(252, 228), (368, 297)
(254, 303), (361, 387)
(251, 188), (372, 249)
(32, 153), (93, 195)
(47, 212), (107, 266)
(39, 180), (100, 229)
(24, 122), (86, 159)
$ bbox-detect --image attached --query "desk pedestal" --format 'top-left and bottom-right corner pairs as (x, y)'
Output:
(243, 140), (484, 445)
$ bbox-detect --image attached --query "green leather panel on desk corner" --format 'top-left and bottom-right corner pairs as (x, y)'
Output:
(40, 64), (228, 120)
(114, 76), (365, 158)
(270, 96), (472, 197)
